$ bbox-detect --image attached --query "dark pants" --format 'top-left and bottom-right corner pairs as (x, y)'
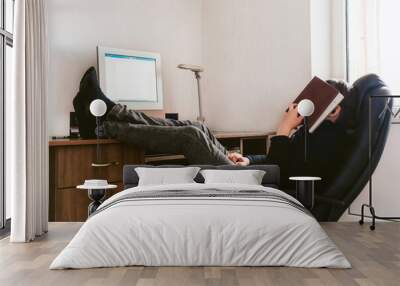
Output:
(104, 104), (232, 165)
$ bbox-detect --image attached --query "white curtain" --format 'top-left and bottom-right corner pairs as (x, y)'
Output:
(9, 0), (48, 242)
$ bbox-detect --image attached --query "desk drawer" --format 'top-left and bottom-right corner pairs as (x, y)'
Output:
(54, 144), (123, 189)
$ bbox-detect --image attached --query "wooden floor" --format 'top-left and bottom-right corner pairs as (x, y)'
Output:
(0, 222), (399, 286)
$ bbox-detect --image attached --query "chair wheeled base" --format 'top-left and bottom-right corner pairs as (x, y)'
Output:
(359, 203), (400, 231)
(358, 95), (400, 231)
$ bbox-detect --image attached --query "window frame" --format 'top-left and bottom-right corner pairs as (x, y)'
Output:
(345, 0), (349, 82)
(0, 0), (13, 232)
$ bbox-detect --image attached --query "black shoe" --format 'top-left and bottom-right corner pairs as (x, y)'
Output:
(73, 67), (115, 138)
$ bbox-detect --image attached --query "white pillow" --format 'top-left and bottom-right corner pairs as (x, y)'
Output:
(200, 169), (266, 185)
(135, 167), (201, 186)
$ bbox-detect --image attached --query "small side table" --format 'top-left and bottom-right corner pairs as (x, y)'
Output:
(77, 184), (117, 216)
(289, 177), (321, 210)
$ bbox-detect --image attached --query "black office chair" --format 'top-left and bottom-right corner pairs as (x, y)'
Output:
(312, 74), (393, 221)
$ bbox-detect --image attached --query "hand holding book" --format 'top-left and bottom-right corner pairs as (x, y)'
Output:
(277, 103), (304, 136)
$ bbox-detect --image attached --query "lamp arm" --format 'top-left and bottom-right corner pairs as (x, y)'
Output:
(195, 71), (204, 122)
(304, 117), (308, 163)
(96, 116), (101, 163)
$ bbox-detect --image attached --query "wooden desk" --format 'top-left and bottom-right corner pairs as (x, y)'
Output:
(213, 131), (274, 139)
(213, 131), (274, 155)
(49, 139), (144, 222)
(49, 132), (273, 220)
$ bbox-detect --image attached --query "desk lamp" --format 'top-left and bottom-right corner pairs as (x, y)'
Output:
(89, 99), (107, 166)
(298, 99), (315, 163)
(177, 64), (205, 123)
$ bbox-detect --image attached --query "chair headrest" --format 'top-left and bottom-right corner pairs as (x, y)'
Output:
(336, 74), (390, 133)
(352, 73), (386, 96)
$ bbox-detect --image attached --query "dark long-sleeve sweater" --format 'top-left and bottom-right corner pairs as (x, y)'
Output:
(247, 121), (348, 189)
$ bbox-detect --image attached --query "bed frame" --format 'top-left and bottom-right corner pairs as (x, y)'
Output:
(123, 165), (280, 189)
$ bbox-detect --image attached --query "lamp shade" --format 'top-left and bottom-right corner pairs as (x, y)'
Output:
(89, 99), (107, 117)
(177, 64), (204, 72)
(298, 99), (315, 117)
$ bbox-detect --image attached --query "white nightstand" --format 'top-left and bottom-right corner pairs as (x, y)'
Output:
(289, 177), (322, 210)
(77, 183), (117, 216)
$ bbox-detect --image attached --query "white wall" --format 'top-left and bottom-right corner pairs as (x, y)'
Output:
(310, 0), (331, 79)
(48, 0), (203, 136)
(330, 0), (347, 80)
(202, 0), (312, 132)
(48, 0), (313, 134)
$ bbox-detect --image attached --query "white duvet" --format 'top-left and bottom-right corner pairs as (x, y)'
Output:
(50, 183), (351, 269)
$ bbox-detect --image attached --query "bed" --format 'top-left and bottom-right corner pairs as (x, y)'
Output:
(50, 165), (350, 269)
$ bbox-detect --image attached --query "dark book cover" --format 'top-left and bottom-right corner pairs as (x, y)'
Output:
(293, 76), (343, 133)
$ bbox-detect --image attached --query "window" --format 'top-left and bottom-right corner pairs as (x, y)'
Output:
(347, 0), (400, 94)
(0, 0), (14, 231)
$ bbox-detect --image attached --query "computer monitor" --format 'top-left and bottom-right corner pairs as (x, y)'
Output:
(97, 46), (163, 110)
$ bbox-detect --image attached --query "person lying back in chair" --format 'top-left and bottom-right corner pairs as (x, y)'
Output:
(74, 67), (354, 188)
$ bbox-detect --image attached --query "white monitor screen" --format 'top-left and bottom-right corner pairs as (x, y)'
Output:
(98, 47), (163, 110)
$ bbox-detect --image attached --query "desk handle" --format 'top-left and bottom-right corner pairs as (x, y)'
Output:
(91, 161), (120, 168)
